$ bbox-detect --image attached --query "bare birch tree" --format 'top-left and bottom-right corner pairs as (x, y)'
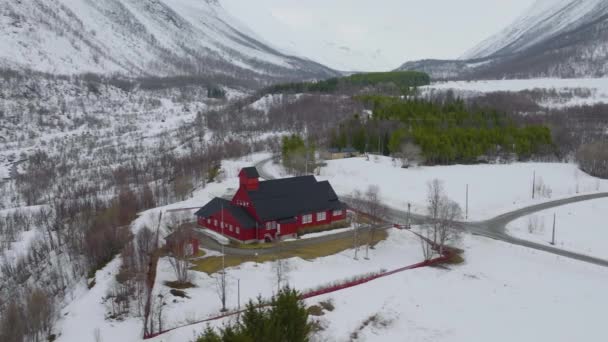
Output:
(363, 185), (388, 249)
(399, 142), (422, 168)
(426, 179), (463, 256)
(214, 270), (228, 312)
(167, 228), (192, 285)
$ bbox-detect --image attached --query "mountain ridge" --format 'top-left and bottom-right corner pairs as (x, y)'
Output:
(0, 0), (338, 83)
(398, 0), (608, 79)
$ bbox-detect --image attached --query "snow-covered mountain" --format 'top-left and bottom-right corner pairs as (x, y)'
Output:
(463, 0), (607, 59)
(399, 0), (608, 79)
(0, 0), (337, 81)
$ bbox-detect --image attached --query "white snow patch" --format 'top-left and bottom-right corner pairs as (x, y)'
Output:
(264, 156), (608, 221)
(424, 78), (608, 107)
(507, 198), (608, 260)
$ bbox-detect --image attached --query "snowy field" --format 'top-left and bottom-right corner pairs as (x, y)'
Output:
(152, 228), (422, 334)
(507, 198), (608, 260)
(146, 233), (608, 342)
(424, 78), (608, 107)
(51, 153), (608, 342)
(264, 156), (608, 221)
(54, 227), (424, 342)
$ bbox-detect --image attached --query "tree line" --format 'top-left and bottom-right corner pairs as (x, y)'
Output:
(265, 71), (431, 95)
(329, 96), (554, 165)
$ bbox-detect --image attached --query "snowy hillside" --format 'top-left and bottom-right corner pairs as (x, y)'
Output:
(399, 0), (608, 78)
(0, 0), (336, 80)
(463, 0), (608, 59)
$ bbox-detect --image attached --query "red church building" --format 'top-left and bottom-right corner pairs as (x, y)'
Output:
(195, 167), (347, 243)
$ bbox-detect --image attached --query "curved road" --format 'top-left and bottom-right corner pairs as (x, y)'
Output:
(252, 157), (608, 268)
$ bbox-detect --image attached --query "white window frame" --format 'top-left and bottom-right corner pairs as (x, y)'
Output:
(333, 209), (343, 217)
(207, 218), (211, 224)
(317, 211), (326, 222)
(302, 214), (313, 224)
(236, 227), (240, 234)
(229, 224), (233, 232)
(214, 219), (218, 226)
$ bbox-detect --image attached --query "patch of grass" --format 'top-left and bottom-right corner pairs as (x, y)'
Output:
(350, 313), (392, 340)
(442, 245), (465, 265)
(445, 253), (465, 265)
(309, 319), (325, 333)
(319, 300), (335, 312)
(307, 305), (324, 316)
(165, 280), (195, 289)
(229, 242), (276, 250)
(191, 230), (388, 274)
(170, 289), (189, 298)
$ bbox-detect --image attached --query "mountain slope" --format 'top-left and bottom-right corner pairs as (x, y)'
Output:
(398, 0), (608, 79)
(0, 0), (337, 81)
(463, 0), (607, 59)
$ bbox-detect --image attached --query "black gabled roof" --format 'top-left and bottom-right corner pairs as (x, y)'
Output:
(241, 167), (259, 178)
(194, 198), (256, 229)
(247, 175), (344, 222)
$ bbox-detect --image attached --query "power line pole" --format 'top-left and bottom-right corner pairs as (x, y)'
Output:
(364, 222), (370, 260)
(407, 203), (411, 229)
(551, 213), (556, 245)
(305, 146), (308, 175)
(532, 171), (536, 199)
(351, 212), (359, 260)
(220, 203), (227, 312)
(465, 184), (469, 220)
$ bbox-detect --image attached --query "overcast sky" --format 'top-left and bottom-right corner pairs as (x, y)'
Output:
(221, 0), (537, 71)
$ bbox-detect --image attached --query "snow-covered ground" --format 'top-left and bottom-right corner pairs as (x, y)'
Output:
(51, 153), (608, 342)
(147, 232), (608, 342)
(151, 228), (422, 335)
(424, 78), (608, 107)
(265, 156), (608, 221)
(507, 198), (608, 260)
(54, 258), (143, 342)
(310, 234), (608, 342)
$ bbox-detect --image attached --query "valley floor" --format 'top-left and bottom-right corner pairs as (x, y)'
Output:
(423, 78), (608, 107)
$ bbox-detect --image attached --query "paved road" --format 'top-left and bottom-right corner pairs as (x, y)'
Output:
(254, 157), (608, 268)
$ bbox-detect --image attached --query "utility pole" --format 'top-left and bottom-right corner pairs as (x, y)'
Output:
(237, 278), (241, 311)
(305, 147), (308, 175)
(465, 184), (469, 220)
(364, 222), (370, 260)
(352, 213), (360, 260)
(551, 213), (556, 245)
(407, 203), (411, 229)
(220, 203), (227, 312)
(532, 171), (536, 199)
